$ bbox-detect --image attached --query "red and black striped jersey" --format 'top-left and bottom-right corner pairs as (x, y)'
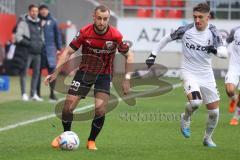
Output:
(69, 24), (126, 75)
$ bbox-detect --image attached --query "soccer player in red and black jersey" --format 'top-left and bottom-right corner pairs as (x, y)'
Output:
(44, 5), (133, 150)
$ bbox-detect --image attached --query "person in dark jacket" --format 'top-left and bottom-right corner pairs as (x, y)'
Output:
(8, 16), (27, 76)
(15, 4), (44, 101)
(38, 4), (62, 102)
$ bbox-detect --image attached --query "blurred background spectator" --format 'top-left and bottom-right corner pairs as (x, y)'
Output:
(37, 4), (62, 102)
(15, 4), (44, 101)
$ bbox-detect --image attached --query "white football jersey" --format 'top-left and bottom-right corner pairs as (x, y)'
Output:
(170, 23), (223, 74)
(226, 26), (240, 74)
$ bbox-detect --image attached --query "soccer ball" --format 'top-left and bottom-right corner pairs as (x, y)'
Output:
(59, 131), (80, 150)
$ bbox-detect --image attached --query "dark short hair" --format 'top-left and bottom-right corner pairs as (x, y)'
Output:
(193, 3), (210, 13)
(39, 4), (49, 10)
(94, 5), (110, 14)
(28, 4), (38, 11)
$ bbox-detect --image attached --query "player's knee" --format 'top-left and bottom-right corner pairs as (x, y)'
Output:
(62, 104), (74, 114)
(95, 99), (107, 116)
(226, 88), (235, 97)
(189, 99), (202, 108)
(64, 96), (80, 113)
(225, 84), (236, 97)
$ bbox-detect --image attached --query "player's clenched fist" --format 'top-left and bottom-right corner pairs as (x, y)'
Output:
(44, 73), (57, 86)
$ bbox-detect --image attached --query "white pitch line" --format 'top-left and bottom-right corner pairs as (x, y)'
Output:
(0, 114), (55, 132)
(0, 82), (182, 132)
(0, 104), (95, 132)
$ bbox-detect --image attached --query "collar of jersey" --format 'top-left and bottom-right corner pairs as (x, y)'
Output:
(93, 24), (110, 36)
(194, 23), (209, 33)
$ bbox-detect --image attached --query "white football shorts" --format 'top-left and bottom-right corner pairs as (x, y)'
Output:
(181, 70), (220, 104)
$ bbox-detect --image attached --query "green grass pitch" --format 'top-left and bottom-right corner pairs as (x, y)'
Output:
(0, 76), (239, 160)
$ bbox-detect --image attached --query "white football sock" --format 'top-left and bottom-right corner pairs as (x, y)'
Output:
(233, 106), (240, 120)
(204, 108), (219, 140)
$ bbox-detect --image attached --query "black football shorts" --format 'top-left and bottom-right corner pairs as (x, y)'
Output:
(68, 70), (111, 98)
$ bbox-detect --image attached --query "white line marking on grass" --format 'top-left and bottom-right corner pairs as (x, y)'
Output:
(0, 82), (182, 132)
(0, 114), (55, 132)
(0, 104), (94, 132)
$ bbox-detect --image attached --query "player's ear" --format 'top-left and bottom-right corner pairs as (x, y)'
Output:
(207, 13), (210, 20)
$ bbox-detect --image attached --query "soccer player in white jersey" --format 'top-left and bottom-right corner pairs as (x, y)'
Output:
(225, 26), (240, 125)
(145, 3), (228, 147)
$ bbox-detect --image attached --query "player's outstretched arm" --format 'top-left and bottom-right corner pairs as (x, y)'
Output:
(122, 50), (134, 95)
(145, 34), (172, 68)
(44, 46), (76, 85)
